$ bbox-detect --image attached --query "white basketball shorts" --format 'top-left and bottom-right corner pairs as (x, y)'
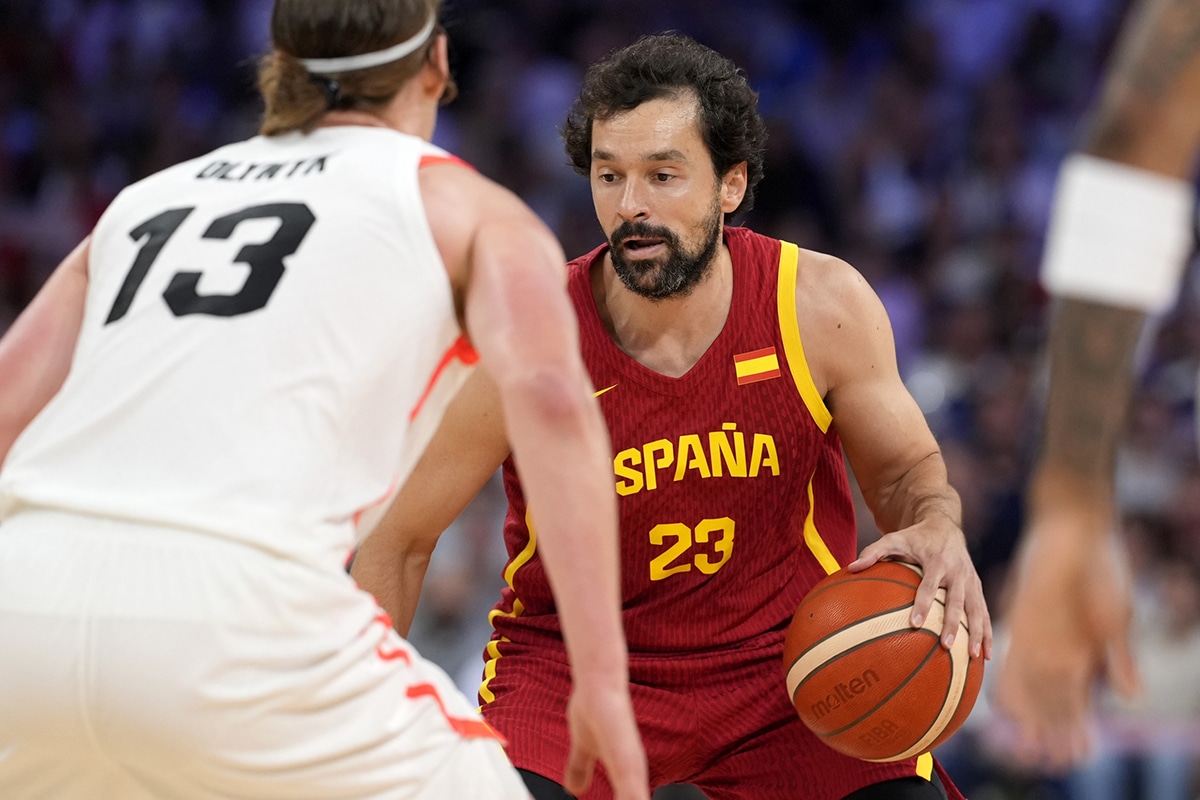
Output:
(0, 510), (530, 800)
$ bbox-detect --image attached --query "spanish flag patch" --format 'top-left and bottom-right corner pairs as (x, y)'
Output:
(734, 347), (781, 385)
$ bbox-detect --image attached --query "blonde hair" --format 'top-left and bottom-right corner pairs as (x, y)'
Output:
(257, 0), (453, 136)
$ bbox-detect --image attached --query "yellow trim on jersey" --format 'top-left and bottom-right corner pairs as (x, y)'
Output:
(776, 241), (832, 433)
(477, 639), (506, 704)
(916, 752), (933, 780)
(479, 508), (538, 704)
(804, 475), (841, 575)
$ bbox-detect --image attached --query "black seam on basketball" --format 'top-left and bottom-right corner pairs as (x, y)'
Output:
(787, 599), (924, 675)
(871, 645), (959, 762)
(801, 576), (925, 607)
(790, 627), (939, 702)
(815, 637), (944, 745)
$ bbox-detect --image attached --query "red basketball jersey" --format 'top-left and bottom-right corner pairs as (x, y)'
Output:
(480, 227), (961, 799)
(487, 227), (854, 655)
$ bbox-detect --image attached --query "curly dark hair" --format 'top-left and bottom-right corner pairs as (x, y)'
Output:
(562, 32), (767, 221)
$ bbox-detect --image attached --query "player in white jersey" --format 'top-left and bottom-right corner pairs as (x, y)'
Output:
(0, 1), (648, 799)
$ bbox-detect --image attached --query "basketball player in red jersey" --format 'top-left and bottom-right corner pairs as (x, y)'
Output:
(353, 33), (992, 800)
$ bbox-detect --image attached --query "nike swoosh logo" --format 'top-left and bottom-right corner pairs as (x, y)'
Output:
(594, 383), (618, 398)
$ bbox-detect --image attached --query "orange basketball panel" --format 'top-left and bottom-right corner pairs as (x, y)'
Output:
(793, 631), (943, 736)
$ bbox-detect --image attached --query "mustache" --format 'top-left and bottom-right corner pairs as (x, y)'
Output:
(610, 221), (677, 247)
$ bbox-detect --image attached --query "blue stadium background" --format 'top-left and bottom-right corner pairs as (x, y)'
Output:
(2, 1), (1199, 798)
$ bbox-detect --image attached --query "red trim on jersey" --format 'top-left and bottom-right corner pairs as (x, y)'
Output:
(377, 643), (412, 663)
(352, 476), (399, 529)
(407, 683), (507, 743)
(368, 610), (413, 663)
(409, 335), (479, 422)
(418, 154), (475, 171)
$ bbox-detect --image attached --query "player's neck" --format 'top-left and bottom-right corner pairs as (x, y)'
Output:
(318, 87), (436, 140)
(594, 244), (734, 378)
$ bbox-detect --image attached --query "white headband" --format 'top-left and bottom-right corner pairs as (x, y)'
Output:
(298, 15), (436, 74)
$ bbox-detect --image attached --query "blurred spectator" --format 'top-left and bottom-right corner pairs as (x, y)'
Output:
(6, 2), (1199, 797)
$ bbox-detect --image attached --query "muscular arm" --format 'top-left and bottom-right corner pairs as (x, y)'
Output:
(799, 251), (989, 657)
(1043, 0), (1200, 482)
(350, 368), (509, 636)
(1040, 0), (1200, 498)
(994, 0), (1200, 768)
(1036, 300), (1146, 491)
(413, 164), (646, 799)
(1085, 0), (1200, 174)
(417, 164), (626, 680)
(0, 238), (90, 467)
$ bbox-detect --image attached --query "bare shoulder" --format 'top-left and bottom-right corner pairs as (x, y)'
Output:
(793, 247), (894, 394)
(419, 162), (543, 232)
(418, 162), (552, 286)
(795, 247), (889, 335)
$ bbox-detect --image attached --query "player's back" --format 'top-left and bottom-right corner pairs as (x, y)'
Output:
(0, 127), (471, 570)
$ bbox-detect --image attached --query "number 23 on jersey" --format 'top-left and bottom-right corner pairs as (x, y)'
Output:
(649, 517), (735, 581)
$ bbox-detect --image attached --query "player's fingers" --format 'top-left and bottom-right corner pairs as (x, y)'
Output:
(1005, 688), (1092, 772)
(909, 565), (944, 628)
(846, 541), (889, 572)
(963, 575), (990, 658)
(609, 716), (650, 800)
(605, 744), (651, 800)
(1105, 634), (1142, 701)
(561, 743), (595, 798)
(937, 576), (965, 649)
(1013, 722), (1079, 772)
(1040, 713), (1094, 773)
(1034, 666), (1096, 772)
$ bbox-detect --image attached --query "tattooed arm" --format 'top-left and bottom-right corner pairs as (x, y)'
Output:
(1085, 0), (1200, 174)
(996, 0), (1200, 772)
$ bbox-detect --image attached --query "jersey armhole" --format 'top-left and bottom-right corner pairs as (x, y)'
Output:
(776, 241), (833, 433)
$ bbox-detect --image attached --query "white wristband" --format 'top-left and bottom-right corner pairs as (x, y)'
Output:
(1041, 153), (1194, 313)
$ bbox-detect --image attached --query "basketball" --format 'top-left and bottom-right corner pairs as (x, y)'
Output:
(782, 560), (983, 762)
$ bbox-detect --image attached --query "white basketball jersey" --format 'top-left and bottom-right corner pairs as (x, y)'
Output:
(0, 127), (475, 570)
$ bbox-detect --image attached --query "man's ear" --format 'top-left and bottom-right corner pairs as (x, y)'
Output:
(425, 34), (454, 104)
(721, 161), (748, 214)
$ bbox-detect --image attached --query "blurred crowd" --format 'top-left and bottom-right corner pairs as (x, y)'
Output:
(3, 1), (1200, 798)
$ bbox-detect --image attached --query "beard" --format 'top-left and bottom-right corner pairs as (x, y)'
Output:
(608, 202), (723, 300)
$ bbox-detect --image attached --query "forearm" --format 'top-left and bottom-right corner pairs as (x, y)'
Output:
(0, 239), (89, 465)
(1034, 298), (1146, 508)
(867, 451), (962, 535)
(351, 534), (430, 637)
(1084, 0), (1200, 176)
(500, 374), (628, 680)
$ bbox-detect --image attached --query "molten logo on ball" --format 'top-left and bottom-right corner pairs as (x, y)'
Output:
(810, 668), (880, 720)
(782, 561), (983, 762)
